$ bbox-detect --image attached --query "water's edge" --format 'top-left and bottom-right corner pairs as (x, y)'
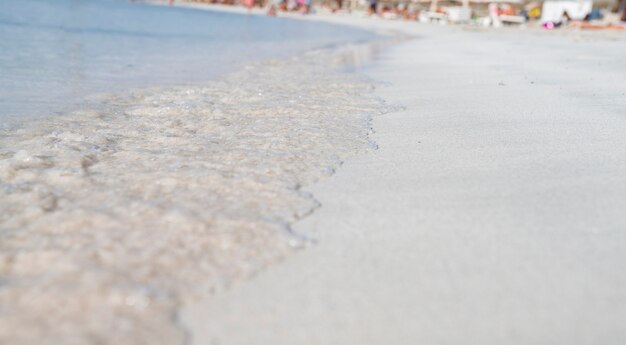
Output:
(0, 36), (399, 343)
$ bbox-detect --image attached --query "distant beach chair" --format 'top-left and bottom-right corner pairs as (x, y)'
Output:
(443, 6), (472, 23)
(423, 11), (448, 23)
(499, 14), (527, 25)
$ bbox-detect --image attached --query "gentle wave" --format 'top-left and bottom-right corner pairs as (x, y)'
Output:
(0, 45), (391, 344)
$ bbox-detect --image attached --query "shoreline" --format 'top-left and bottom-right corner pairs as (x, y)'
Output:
(0, 12), (391, 344)
(180, 3), (626, 344)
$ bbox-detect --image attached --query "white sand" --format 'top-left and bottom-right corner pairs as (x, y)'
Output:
(181, 12), (626, 345)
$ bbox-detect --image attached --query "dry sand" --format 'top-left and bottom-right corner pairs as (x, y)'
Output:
(180, 11), (626, 345)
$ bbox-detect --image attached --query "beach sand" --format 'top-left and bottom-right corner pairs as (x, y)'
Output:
(180, 11), (626, 345)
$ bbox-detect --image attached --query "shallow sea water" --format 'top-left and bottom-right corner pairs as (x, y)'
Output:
(0, 0), (373, 119)
(0, 43), (392, 344)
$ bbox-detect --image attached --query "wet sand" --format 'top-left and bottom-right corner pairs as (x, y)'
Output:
(181, 14), (626, 345)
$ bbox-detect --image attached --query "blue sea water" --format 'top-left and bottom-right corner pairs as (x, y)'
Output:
(0, 0), (373, 119)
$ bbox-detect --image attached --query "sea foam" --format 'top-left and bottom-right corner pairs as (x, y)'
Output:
(0, 46), (390, 344)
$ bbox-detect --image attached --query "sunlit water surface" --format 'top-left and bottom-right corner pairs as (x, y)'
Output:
(0, 0), (372, 119)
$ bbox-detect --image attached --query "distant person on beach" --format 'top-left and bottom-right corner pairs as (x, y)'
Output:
(267, 4), (277, 15)
(406, 2), (418, 20)
(298, 0), (311, 14)
(277, 0), (287, 11)
(396, 2), (410, 20)
(617, 0), (626, 21)
(267, 0), (283, 16)
(287, 0), (298, 11)
(368, 0), (378, 15)
(333, 0), (343, 12)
